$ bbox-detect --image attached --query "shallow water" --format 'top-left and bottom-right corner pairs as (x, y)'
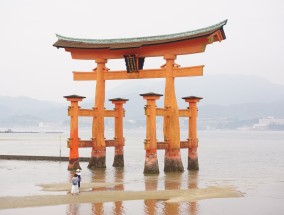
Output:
(0, 130), (284, 214)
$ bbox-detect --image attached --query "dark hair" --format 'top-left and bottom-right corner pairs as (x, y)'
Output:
(74, 174), (77, 177)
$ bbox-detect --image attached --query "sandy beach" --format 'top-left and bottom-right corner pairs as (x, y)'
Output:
(0, 182), (243, 210)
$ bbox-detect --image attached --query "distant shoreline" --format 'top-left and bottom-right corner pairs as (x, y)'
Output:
(0, 155), (89, 162)
(0, 129), (63, 134)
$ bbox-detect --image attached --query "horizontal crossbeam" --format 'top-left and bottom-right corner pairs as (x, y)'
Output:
(67, 139), (118, 148)
(147, 108), (191, 117)
(68, 108), (123, 117)
(73, 65), (204, 81)
(156, 141), (190, 149)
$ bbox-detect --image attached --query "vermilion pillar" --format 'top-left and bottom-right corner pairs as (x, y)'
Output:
(89, 59), (107, 169)
(163, 55), (184, 172)
(140, 92), (162, 174)
(109, 98), (128, 167)
(64, 95), (85, 170)
(182, 96), (202, 170)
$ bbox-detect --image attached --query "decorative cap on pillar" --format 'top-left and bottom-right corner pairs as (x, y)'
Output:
(109, 98), (129, 104)
(182, 96), (203, 103)
(140, 92), (163, 100)
(109, 98), (129, 102)
(64, 94), (86, 102)
(140, 92), (163, 97)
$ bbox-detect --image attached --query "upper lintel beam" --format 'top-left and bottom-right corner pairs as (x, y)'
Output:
(73, 65), (204, 81)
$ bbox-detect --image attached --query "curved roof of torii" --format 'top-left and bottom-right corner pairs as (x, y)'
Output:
(53, 20), (227, 59)
(54, 20), (227, 49)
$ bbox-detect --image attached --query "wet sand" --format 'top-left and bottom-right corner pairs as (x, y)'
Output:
(2, 131), (284, 214)
(0, 182), (243, 209)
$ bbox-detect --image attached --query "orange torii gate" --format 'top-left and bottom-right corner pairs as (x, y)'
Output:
(54, 20), (227, 173)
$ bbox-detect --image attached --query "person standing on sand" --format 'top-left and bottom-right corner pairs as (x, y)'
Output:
(76, 169), (81, 191)
(71, 173), (79, 195)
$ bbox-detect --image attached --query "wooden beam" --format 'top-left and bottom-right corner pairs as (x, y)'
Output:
(149, 108), (190, 117)
(76, 107), (187, 118)
(157, 141), (190, 149)
(104, 110), (118, 117)
(78, 109), (95, 117)
(69, 139), (189, 149)
(68, 109), (118, 117)
(73, 65), (204, 81)
(179, 109), (191, 117)
(156, 108), (165, 116)
(65, 37), (211, 60)
(73, 72), (97, 81)
(67, 139), (117, 148)
(173, 65), (204, 77)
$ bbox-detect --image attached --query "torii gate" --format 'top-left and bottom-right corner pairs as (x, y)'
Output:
(54, 20), (227, 173)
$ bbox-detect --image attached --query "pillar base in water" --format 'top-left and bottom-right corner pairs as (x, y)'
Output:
(187, 156), (199, 171)
(68, 158), (81, 170)
(164, 158), (184, 172)
(144, 154), (159, 174)
(113, 154), (124, 167)
(187, 150), (199, 170)
(88, 156), (106, 169)
(164, 150), (184, 172)
(88, 148), (106, 169)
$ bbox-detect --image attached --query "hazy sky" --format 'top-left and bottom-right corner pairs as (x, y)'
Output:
(1, 0), (284, 103)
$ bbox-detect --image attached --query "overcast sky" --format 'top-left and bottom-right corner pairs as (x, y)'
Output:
(1, 0), (284, 103)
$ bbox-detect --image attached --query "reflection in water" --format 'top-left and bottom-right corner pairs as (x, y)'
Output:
(66, 168), (199, 215)
(91, 169), (106, 215)
(188, 171), (199, 189)
(91, 169), (108, 191)
(144, 175), (159, 214)
(90, 168), (125, 215)
(113, 168), (125, 215)
(187, 171), (199, 215)
(66, 203), (80, 215)
(143, 172), (199, 215)
(164, 173), (182, 215)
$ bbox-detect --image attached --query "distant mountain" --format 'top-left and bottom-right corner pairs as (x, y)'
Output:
(103, 74), (284, 106)
(0, 96), (67, 128)
(0, 96), (64, 118)
(1, 75), (284, 128)
(199, 99), (284, 120)
(100, 74), (284, 120)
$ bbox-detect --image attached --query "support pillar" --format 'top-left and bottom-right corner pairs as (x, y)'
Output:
(109, 98), (128, 167)
(163, 55), (184, 172)
(64, 95), (86, 170)
(183, 96), (202, 170)
(140, 92), (162, 174)
(88, 58), (107, 169)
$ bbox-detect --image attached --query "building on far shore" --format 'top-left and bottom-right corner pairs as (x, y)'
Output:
(253, 117), (284, 130)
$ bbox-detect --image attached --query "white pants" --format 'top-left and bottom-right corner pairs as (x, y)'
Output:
(71, 184), (79, 194)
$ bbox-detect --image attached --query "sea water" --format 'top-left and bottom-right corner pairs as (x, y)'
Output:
(0, 130), (284, 215)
